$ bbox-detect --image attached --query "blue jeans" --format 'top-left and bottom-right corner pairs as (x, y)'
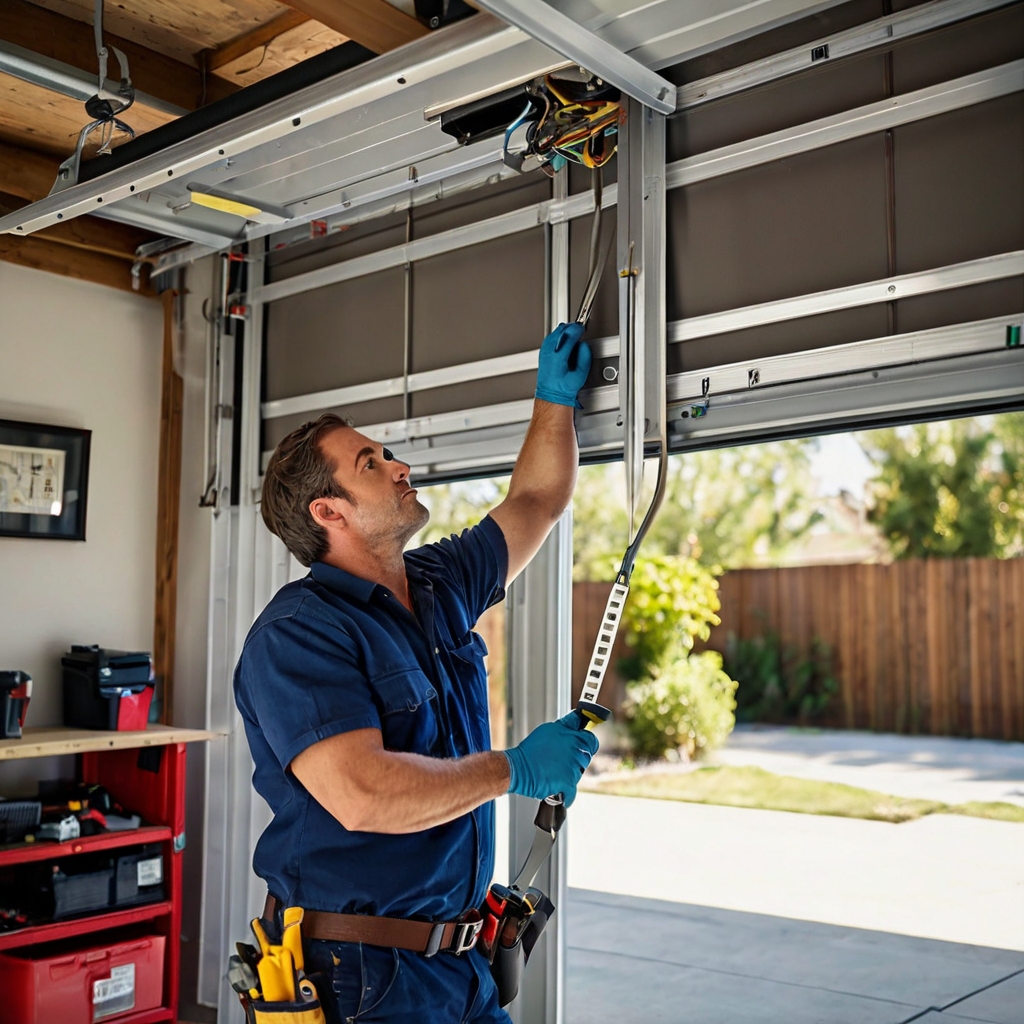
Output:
(304, 939), (512, 1024)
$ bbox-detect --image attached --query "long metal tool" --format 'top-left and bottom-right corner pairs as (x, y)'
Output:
(513, 145), (668, 891)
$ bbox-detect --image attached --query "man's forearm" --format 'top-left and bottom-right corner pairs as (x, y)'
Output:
(292, 729), (512, 835)
(349, 749), (510, 833)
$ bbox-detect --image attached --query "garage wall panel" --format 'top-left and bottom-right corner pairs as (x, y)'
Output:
(667, 0), (885, 83)
(412, 175), (552, 239)
(894, 277), (1024, 334)
(410, 230), (546, 373)
(893, 95), (1024, 274)
(668, 305), (891, 373)
(264, 269), (406, 400)
(264, 395), (407, 449)
(891, 3), (1024, 93)
(411, 371), (537, 418)
(266, 214), (407, 282)
(667, 53), (888, 161)
(666, 133), (890, 319)
(569, 211), (617, 338)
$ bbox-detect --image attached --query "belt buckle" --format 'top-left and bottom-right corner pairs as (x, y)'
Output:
(451, 912), (483, 955)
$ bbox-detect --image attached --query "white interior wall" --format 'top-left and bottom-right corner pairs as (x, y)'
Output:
(0, 264), (163, 795)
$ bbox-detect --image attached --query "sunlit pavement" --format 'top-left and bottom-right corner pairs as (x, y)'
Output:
(708, 725), (1024, 807)
(564, 793), (1024, 1023)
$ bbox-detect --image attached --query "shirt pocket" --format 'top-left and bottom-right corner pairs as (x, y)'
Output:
(371, 668), (441, 754)
(450, 630), (488, 665)
(446, 632), (491, 753)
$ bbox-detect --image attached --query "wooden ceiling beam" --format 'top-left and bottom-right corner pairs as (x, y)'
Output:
(279, 0), (428, 55)
(0, 0), (236, 112)
(0, 141), (59, 202)
(206, 10), (314, 73)
(0, 234), (152, 294)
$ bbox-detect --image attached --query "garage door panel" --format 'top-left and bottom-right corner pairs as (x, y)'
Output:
(263, 394), (408, 450)
(410, 230), (546, 374)
(266, 215), (407, 283)
(667, 134), (889, 320)
(895, 277), (1024, 334)
(667, 0), (885, 84)
(667, 304), (891, 373)
(570, 210), (618, 339)
(410, 370), (536, 418)
(412, 174), (551, 239)
(891, 3), (1024, 95)
(894, 94), (1024, 275)
(667, 53), (888, 161)
(264, 270), (406, 401)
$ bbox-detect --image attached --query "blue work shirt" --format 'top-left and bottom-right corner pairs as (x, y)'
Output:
(233, 515), (508, 922)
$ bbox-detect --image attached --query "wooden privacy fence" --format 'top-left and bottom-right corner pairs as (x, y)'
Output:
(571, 559), (1024, 741)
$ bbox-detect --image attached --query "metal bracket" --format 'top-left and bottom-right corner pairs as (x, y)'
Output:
(471, 0), (676, 114)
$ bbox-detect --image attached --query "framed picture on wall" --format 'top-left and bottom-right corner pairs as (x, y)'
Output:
(0, 419), (91, 541)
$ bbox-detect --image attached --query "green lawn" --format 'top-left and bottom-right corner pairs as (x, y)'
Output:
(587, 765), (1024, 824)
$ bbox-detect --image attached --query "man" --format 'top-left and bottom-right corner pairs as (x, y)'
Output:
(234, 321), (599, 1023)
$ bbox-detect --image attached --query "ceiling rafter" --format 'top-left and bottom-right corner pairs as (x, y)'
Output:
(0, 140), (59, 202)
(279, 0), (428, 55)
(0, 0), (237, 113)
(204, 9), (315, 73)
(0, 232), (151, 293)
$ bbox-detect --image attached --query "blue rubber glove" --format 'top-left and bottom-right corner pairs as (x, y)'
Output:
(504, 710), (600, 807)
(535, 322), (593, 409)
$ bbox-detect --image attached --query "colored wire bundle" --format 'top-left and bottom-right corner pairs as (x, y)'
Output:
(503, 75), (621, 175)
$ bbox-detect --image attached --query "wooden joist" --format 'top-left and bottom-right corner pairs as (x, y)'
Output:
(205, 10), (314, 72)
(153, 289), (184, 725)
(280, 0), (428, 55)
(0, 140), (59, 202)
(0, 232), (152, 294)
(0, 0), (237, 112)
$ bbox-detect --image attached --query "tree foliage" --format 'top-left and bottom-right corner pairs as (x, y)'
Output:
(574, 440), (825, 578)
(860, 414), (1024, 559)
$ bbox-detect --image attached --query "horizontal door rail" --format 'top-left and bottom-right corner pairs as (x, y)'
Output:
(261, 256), (1023, 420)
(668, 251), (1024, 341)
(262, 314), (1023, 468)
(675, 0), (1017, 110)
(667, 59), (1024, 190)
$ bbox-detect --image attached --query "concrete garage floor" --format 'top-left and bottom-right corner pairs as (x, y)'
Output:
(565, 730), (1024, 1023)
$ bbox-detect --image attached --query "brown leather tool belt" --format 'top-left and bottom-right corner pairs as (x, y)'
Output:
(264, 894), (483, 958)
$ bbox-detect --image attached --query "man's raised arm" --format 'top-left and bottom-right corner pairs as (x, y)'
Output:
(489, 322), (591, 584)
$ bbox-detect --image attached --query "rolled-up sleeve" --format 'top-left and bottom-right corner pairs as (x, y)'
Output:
(235, 604), (380, 771)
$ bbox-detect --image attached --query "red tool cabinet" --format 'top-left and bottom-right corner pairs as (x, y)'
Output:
(0, 725), (215, 1024)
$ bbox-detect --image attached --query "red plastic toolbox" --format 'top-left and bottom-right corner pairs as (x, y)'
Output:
(0, 931), (165, 1023)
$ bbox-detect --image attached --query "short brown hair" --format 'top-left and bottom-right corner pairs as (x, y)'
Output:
(261, 413), (354, 566)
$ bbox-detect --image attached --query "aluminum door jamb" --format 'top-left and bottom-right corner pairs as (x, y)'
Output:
(617, 97), (667, 528)
(504, 512), (573, 1024)
(472, 0), (675, 113)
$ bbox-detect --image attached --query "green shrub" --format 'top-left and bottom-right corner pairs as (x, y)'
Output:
(623, 650), (738, 760)
(724, 629), (838, 724)
(616, 556), (722, 681)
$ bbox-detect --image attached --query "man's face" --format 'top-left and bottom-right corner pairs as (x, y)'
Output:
(319, 427), (429, 547)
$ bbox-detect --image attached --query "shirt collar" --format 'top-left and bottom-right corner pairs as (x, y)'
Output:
(310, 561), (379, 603)
(309, 556), (432, 603)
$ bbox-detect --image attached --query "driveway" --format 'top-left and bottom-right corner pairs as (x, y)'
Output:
(564, 728), (1024, 1024)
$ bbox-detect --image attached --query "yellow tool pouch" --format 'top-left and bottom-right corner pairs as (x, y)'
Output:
(250, 998), (327, 1024)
